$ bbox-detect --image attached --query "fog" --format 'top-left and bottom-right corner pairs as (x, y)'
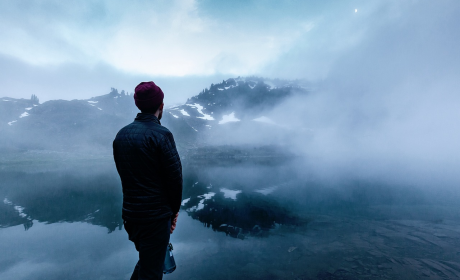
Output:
(204, 0), (460, 191)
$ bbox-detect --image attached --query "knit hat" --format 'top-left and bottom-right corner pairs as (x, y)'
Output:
(134, 81), (164, 111)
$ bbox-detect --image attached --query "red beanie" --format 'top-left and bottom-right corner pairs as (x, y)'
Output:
(134, 81), (164, 111)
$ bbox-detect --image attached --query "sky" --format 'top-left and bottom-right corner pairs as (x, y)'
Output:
(2, 0), (458, 105)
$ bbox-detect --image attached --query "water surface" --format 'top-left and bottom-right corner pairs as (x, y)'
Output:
(1, 158), (460, 279)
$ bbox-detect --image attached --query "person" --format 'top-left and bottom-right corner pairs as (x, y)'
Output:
(113, 81), (183, 280)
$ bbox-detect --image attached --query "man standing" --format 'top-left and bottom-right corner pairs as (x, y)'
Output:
(113, 81), (183, 280)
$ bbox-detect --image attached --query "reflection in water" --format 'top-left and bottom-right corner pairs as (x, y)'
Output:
(180, 162), (305, 239)
(182, 185), (300, 239)
(0, 161), (302, 238)
(2, 160), (460, 279)
(0, 170), (124, 232)
(2, 197), (34, 231)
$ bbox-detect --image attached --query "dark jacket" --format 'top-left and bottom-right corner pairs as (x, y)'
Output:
(113, 113), (183, 223)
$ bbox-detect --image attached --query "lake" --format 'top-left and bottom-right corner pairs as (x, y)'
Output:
(1, 156), (460, 279)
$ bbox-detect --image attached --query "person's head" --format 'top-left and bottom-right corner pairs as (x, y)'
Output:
(134, 81), (164, 119)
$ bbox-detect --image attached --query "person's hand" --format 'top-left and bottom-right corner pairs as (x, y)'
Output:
(170, 212), (179, 234)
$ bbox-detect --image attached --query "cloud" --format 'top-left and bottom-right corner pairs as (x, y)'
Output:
(0, 54), (226, 103)
(1, 0), (459, 106)
(0, 0), (315, 76)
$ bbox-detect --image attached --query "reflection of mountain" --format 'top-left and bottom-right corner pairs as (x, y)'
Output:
(0, 162), (304, 238)
(0, 170), (123, 233)
(180, 165), (302, 239)
(183, 190), (300, 239)
(1, 159), (451, 239)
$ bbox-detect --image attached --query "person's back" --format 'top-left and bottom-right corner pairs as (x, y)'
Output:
(114, 113), (182, 222)
(113, 81), (182, 280)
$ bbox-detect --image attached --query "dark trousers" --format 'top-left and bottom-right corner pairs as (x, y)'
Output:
(124, 218), (171, 280)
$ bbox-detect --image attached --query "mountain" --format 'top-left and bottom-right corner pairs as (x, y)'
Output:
(0, 88), (137, 153)
(0, 77), (308, 156)
(162, 77), (307, 148)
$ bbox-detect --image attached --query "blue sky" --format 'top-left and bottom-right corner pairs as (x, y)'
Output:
(0, 0), (459, 104)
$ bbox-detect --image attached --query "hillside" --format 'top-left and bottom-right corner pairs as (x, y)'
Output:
(0, 77), (308, 158)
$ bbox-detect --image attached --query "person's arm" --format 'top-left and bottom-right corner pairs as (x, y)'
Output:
(159, 132), (183, 217)
(170, 212), (179, 234)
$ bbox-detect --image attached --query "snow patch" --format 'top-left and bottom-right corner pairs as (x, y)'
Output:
(97, 107), (102, 111)
(88, 101), (98, 104)
(25, 107), (32, 111)
(220, 188), (241, 200)
(200, 192), (216, 200)
(189, 201), (205, 211)
(179, 109), (190, 116)
(224, 83), (238, 90)
(8, 120), (17, 126)
(3, 198), (13, 205)
(19, 112), (29, 118)
(181, 198), (190, 206)
(219, 112), (240, 124)
(3, 198), (28, 218)
(2, 99), (10, 101)
(169, 112), (179, 118)
(14, 205), (27, 218)
(264, 81), (276, 89)
(187, 192), (215, 212)
(186, 103), (214, 120)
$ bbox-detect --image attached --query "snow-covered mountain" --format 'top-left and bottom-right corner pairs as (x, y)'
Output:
(0, 88), (137, 152)
(162, 77), (307, 146)
(0, 77), (308, 154)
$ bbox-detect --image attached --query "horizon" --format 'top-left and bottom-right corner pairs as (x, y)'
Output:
(0, 75), (292, 107)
